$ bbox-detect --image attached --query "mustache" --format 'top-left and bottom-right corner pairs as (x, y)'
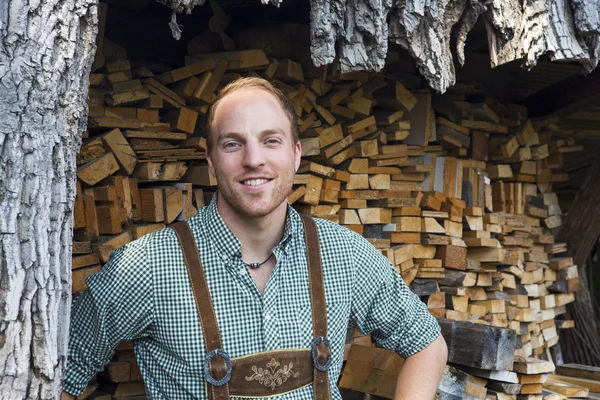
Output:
(237, 171), (278, 181)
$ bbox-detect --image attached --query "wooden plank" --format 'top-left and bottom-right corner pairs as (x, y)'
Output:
(88, 116), (171, 132)
(93, 232), (132, 263)
(186, 49), (270, 71)
(139, 189), (164, 223)
(543, 379), (588, 397)
(181, 165), (217, 186)
(155, 58), (216, 85)
(435, 245), (467, 271)
(548, 375), (600, 393)
(554, 364), (600, 381)
(143, 78), (186, 108)
(439, 318), (516, 370)
(81, 192), (99, 241)
(72, 254), (100, 270)
(105, 89), (149, 107)
(513, 357), (555, 374)
(133, 161), (188, 182)
(101, 129), (137, 175)
(72, 265), (102, 293)
(77, 153), (120, 186)
(406, 90), (433, 146)
(339, 345), (404, 399)
(128, 223), (166, 240)
(163, 108), (199, 134)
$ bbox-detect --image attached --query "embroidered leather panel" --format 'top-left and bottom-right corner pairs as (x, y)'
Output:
(228, 349), (314, 397)
(245, 358), (300, 390)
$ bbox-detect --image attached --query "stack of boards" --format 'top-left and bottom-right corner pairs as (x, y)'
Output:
(70, 6), (592, 400)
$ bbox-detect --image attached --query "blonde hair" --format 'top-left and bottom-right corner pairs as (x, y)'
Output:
(205, 77), (299, 151)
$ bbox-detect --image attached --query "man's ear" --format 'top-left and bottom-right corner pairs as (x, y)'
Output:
(206, 147), (217, 178)
(294, 140), (302, 172)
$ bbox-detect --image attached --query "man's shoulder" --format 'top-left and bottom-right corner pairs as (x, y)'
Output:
(118, 220), (188, 260)
(304, 215), (361, 246)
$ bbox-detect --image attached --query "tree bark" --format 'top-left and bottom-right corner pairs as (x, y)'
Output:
(307, 0), (600, 93)
(483, 0), (589, 69)
(556, 155), (600, 367)
(310, 0), (392, 78)
(0, 1), (98, 398)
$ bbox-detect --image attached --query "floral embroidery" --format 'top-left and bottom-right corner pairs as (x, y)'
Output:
(245, 358), (300, 390)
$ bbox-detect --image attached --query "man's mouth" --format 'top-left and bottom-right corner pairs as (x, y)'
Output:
(241, 178), (271, 186)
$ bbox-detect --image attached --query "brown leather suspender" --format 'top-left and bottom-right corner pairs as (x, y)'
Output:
(171, 222), (231, 400)
(300, 214), (332, 400)
(171, 215), (331, 400)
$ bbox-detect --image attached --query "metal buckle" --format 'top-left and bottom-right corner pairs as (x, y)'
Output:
(204, 349), (232, 386)
(311, 336), (332, 371)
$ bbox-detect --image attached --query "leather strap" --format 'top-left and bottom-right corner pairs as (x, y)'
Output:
(171, 222), (230, 400)
(300, 215), (332, 400)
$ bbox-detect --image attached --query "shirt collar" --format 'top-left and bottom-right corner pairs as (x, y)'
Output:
(200, 193), (300, 261)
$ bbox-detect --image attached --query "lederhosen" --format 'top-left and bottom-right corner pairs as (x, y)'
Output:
(171, 214), (332, 400)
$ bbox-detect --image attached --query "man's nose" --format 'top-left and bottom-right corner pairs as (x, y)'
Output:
(242, 141), (266, 168)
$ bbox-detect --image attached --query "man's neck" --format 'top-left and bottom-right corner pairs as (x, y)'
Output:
(216, 195), (288, 261)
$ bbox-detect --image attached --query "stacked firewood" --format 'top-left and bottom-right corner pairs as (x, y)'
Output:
(69, 14), (593, 399)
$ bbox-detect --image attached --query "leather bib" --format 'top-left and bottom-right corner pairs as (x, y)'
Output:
(171, 215), (332, 400)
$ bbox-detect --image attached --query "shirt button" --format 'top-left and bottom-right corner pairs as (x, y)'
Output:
(265, 313), (271, 321)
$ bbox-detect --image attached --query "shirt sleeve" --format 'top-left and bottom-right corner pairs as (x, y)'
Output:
(63, 239), (154, 395)
(349, 232), (441, 359)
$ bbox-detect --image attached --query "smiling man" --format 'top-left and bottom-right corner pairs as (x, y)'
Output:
(62, 77), (447, 400)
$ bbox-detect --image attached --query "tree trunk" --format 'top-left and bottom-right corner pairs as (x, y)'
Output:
(0, 1), (98, 398)
(556, 155), (600, 366)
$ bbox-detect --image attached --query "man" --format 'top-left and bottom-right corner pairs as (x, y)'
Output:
(63, 77), (447, 400)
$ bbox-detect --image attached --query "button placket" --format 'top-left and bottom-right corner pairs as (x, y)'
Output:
(262, 256), (281, 350)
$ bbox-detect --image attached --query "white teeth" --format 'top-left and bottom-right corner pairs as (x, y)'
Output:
(243, 179), (268, 186)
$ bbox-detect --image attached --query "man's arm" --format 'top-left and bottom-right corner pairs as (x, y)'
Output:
(394, 334), (448, 400)
(347, 231), (445, 397)
(62, 239), (153, 397)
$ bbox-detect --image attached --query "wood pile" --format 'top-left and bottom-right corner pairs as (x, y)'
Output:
(71, 12), (591, 400)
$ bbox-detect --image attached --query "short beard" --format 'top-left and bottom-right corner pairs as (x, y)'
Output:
(215, 171), (292, 219)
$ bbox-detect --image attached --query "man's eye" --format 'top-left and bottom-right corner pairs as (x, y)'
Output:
(224, 142), (240, 148)
(266, 139), (281, 145)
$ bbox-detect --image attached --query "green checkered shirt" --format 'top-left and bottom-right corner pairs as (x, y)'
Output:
(64, 195), (440, 398)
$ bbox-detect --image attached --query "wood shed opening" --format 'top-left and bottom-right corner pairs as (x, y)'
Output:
(73, 0), (600, 398)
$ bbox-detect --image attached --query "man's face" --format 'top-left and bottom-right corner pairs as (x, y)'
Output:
(207, 88), (301, 219)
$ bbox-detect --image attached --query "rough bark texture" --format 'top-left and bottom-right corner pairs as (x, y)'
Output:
(389, 0), (467, 93)
(310, 0), (392, 75)
(484, 0), (589, 68)
(0, 0), (98, 398)
(556, 155), (600, 367)
(304, 0), (600, 92)
(455, 0), (487, 66)
(572, 0), (600, 72)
